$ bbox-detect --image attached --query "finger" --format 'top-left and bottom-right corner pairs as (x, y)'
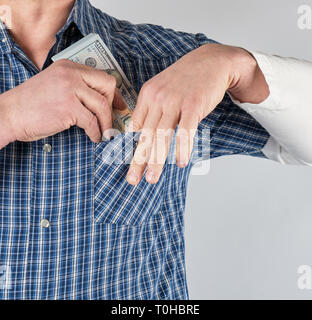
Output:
(145, 114), (177, 184)
(176, 111), (199, 167)
(113, 88), (128, 111)
(126, 89), (148, 132)
(79, 66), (116, 106)
(126, 108), (162, 185)
(76, 85), (113, 137)
(74, 102), (102, 143)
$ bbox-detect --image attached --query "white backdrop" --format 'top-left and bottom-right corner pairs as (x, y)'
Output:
(91, 0), (312, 299)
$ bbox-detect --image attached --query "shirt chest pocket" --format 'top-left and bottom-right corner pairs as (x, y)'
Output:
(93, 133), (165, 226)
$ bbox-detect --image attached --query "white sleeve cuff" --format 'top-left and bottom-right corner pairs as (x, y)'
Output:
(229, 50), (312, 166)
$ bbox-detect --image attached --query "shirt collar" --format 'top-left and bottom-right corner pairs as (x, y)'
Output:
(0, 20), (13, 54)
(57, 0), (113, 49)
(0, 0), (113, 54)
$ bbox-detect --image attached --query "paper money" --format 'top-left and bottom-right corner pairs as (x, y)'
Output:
(52, 33), (137, 136)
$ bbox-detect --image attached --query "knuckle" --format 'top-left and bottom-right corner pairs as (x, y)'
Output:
(142, 82), (167, 107)
(181, 99), (202, 120)
(60, 107), (76, 127)
(153, 88), (166, 105)
(52, 60), (74, 85)
(63, 119), (74, 130)
(192, 95), (204, 108)
(141, 81), (154, 98)
(99, 94), (109, 109)
(53, 58), (71, 67)
(61, 108), (74, 125)
(53, 59), (72, 72)
(106, 74), (117, 90)
(180, 103), (193, 114)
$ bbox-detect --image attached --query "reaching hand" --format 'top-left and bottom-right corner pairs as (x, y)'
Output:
(126, 44), (269, 185)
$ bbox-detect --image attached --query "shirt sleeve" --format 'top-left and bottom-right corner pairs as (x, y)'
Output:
(230, 51), (312, 166)
(191, 94), (270, 165)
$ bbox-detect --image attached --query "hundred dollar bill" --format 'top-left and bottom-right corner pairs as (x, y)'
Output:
(52, 33), (137, 136)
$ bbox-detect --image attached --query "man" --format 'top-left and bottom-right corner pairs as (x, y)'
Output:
(0, 0), (310, 300)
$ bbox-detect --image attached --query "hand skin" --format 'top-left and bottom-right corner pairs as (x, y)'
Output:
(126, 43), (270, 185)
(0, 59), (127, 148)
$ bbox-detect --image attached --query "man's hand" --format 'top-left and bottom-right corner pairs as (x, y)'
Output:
(0, 59), (127, 148)
(126, 44), (270, 185)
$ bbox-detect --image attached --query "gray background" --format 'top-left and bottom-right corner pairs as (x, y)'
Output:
(91, 0), (312, 299)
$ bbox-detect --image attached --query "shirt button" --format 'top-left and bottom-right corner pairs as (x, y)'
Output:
(40, 219), (50, 228)
(43, 143), (52, 153)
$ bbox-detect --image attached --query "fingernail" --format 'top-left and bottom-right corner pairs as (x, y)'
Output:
(178, 160), (188, 168)
(102, 129), (114, 141)
(146, 170), (157, 183)
(127, 171), (139, 184)
(102, 135), (112, 141)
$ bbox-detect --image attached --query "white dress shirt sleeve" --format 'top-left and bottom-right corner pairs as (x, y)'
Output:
(230, 51), (312, 166)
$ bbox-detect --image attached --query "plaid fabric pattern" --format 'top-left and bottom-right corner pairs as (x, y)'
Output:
(0, 0), (270, 299)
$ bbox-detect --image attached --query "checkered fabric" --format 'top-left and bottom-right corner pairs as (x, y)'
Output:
(0, 0), (269, 299)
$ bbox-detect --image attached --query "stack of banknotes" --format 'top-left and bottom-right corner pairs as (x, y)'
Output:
(52, 33), (137, 137)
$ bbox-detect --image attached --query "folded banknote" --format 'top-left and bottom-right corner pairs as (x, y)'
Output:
(52, 33), (137, 136)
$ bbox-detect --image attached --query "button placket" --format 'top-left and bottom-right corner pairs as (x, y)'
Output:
(39, 141), (52, 227)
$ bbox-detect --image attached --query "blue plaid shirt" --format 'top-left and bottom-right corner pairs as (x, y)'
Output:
(0, 0), (269, 300)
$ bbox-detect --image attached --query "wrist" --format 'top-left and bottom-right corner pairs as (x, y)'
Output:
(227, 47), (270, 104)
(0, 91), (17, 149)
